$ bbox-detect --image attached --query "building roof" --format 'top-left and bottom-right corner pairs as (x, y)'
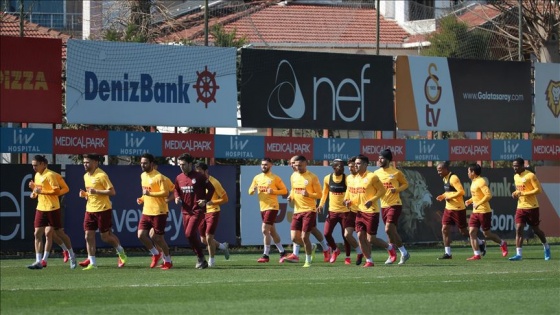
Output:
(157, 1), (412, 48)
(0, 12), (72, 58)
(455, 3), (502, 29)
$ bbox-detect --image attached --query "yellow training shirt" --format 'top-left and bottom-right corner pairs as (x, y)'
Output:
(248, 172), (288, 211)
(343, 171), (385, 214)
(141, 170), (171, 216)
(466, 176), (492, 213)
(84, 168), (114, 212)
(374, 166), (409, 208)
(514, 170), (541, 209)
(34, 168), (61, 211)
(290, 170), (322, 214)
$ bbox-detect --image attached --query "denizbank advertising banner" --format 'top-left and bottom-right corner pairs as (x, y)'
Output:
(396, 56), (532, 132)
(66, 40), (238, 127)
(534, 62), (560, 134)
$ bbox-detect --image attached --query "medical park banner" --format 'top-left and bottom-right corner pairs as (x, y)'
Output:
(534, 62), (560, 134)
(2, 128), (560, 161)
(240, 49), (395, 130)
(396, 56), (532, 132)
(0, 36), (62, 123)
(65, 40), (238, 127)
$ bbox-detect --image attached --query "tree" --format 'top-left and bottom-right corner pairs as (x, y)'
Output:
(479, 0), (559, 62)
(422, 15), (493, 60)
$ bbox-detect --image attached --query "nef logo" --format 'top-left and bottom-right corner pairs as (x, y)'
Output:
(424, 63), (442, 127)
(545, 80), (560, 118)
(267, 60), (370, 122)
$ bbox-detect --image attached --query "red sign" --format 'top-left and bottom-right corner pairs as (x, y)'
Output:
(264, 136), (313, 160)
(532, 139), (560, 161)
(360, 139), (406, 161)
(535, 166), (560, 237)
(53, 129), (108, 154)
(449, 139), (491, 161)
(161, 133), (214, 158)
(0, 36), (62, 123)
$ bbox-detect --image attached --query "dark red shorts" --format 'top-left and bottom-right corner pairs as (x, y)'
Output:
(442, 209), (467, 229)
(261, 210), (278, 225)
(34, 209), (62, 229)
(355, 211), (380, 235)
(139, 213), (168, 235)
(468, 212), (492, 231)
(290, 212), (317, 232)
(381, 205), (402, 224)
(515, 208), (540, 226)
(344, 211), (357, 229)
(83, 209), (113, 233)
(198, 211), (220, 235)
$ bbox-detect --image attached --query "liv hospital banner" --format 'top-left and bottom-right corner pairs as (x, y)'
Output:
(66, 40), (238, 127)
(396, 56), (532, 132)
(240, 49), (395, 130)
(534, 62), (560, 134)
(0, 36), (62, 123)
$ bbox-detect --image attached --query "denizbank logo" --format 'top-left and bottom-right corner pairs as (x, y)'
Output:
(83, 66), (219, 108)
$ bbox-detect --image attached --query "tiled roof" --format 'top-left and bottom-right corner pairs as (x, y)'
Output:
(158, 2), (412, 47)
(0, 12), (72, 58)
(455, 3), (502, 29)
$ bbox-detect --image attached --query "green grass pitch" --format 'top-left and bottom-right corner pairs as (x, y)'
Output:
(1, 245), (558, 314)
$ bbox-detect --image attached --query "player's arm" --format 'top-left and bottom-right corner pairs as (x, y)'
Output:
(478, 182), (492, 205)
(520, 173), (542, 197)
(370, 175), (386, 203)
(273, 177), (288, 195)
(57, 175), (70, 196)
(248, 178), (258, 195)
(309, 176), (322, 200)
(209, 183), (228, 206)
(395, 171), (409, 192)
(318, 175), (330, 207)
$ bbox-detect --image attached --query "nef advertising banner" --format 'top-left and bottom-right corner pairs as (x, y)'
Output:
(0, 36), (62, 123)
(66, 40), (238, 127)
(240, 49), (395, 130)
(396, 56), (532, 132)
(1, 165), (61, 251)
(534, 62), (560, 134)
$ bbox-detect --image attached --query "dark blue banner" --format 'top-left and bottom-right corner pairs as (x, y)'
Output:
(64, 164), (237, 249)
(214, 135), (264, 159)
(313, 138), (360, 161)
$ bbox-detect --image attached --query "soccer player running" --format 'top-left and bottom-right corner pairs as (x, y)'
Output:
(464, 163), (508, 260)
(318, 159), (350, 263)
(282, 155), (331, 263)
(435, 161), (486, 259)
(27, 155), (77, 270)
(509, 158), (551, 261)
(39, 171), (74, 266)
(136, 154), (174, 270)
(195, 162), (231, 267)
(287, 155), (322, 268)
(344, 155), (396, 268)
(78, 154), (128, 270)
(174, 153), (215, 269)
(374, 149), (409, 265)
(248, 158), (288, 263)
(342, 157), (364, 265)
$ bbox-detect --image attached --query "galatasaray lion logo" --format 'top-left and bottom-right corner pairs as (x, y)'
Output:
(546, 80), (560, 118)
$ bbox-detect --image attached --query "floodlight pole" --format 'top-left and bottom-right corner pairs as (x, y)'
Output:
(376, 0), (380, 55)
(204, 0), (209, 46)
(518, 0), (522, 61)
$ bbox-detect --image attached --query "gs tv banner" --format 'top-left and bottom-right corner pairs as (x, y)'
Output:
(396, 56), (532, 132)
(240, 49), (395, 131)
